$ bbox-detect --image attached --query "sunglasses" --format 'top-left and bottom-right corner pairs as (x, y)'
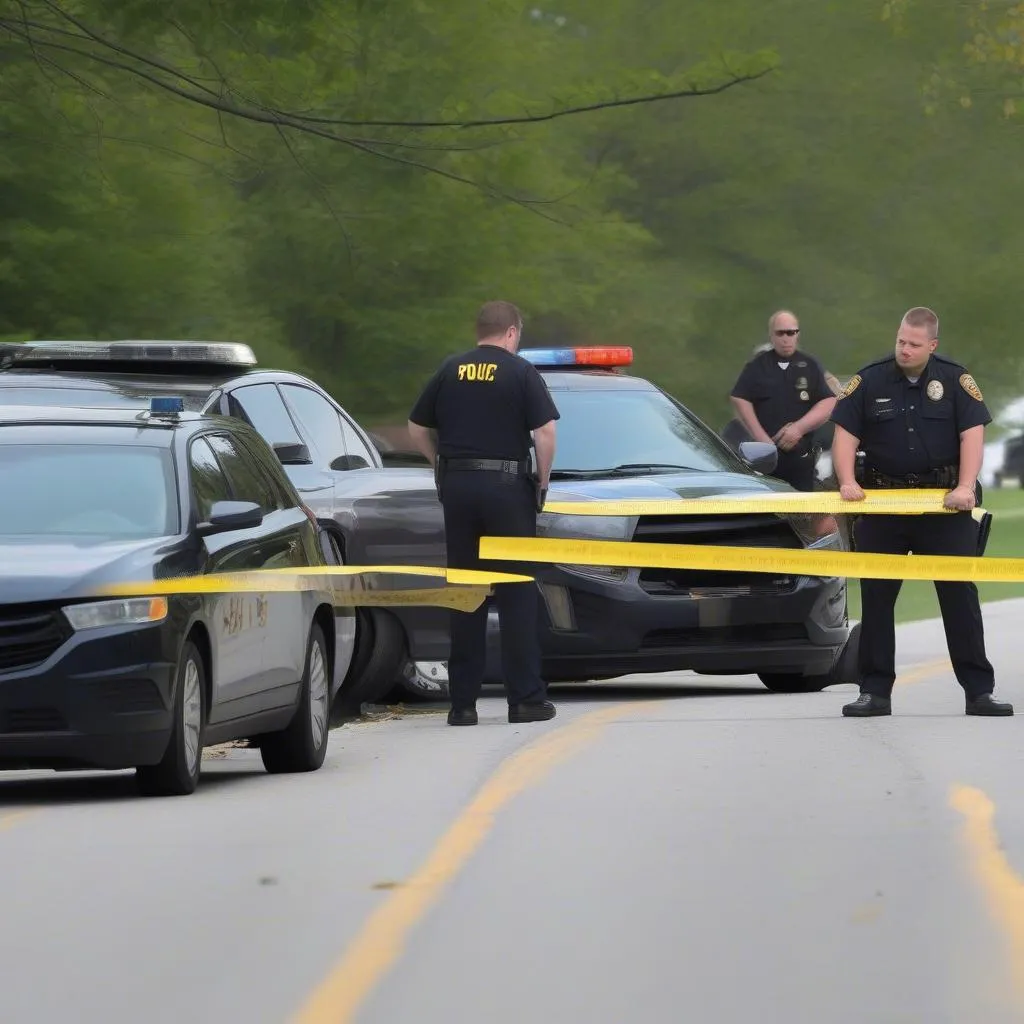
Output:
(774, 329), (800, 336)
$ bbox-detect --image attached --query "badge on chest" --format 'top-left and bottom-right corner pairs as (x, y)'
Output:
(796, 376), (809, 401)
(926, 380), (944, 402)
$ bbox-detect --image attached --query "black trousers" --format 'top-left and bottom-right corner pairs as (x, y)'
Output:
(441, 469), (546, 709)
(853, 512), (994, 698)
(772, 448), (816, 492)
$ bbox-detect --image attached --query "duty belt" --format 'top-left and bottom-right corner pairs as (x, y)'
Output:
(864, 466), (958, 489)
(443, 458), (526, 474)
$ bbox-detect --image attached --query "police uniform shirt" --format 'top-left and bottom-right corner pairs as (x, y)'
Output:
(408, 346), (560, 460)
(830, 353), (990, 477)
(730, 349), (832, 453)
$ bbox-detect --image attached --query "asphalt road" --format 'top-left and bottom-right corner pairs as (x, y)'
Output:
(4, 600), (1024, 1024)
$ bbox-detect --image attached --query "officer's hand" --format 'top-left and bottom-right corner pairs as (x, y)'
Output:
(839, 482), (865, 502)
(774, 423), (802, 451)
(943, 485), (976, 511)
(536, 486), (548, 513)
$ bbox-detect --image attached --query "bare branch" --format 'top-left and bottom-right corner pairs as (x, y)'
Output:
(285, 70), (775, 130)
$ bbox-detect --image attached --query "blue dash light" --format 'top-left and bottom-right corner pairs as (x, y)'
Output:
(150, 396), (185, 414)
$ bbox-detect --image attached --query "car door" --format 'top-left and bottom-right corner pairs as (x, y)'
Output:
(204, 431), (311, 707)
(224, 382), (336, 521)
(188, 435), (268, 718)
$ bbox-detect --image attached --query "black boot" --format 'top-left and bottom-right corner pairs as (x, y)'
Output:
(965, 693), (1014, 716)
(508, 700), (556, 723)
(447, 706), (478, 726)
(842, 693), (892, 717)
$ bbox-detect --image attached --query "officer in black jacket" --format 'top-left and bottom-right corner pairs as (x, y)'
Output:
(407, 300), (560, 726)
(830, 306), (1012, 717)
(729, 310), (837, 491)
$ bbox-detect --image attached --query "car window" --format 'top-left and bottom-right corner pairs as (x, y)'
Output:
(339, 413), (376, 468)
(550, 388), (748, 474)
(205, 433), (283, 512)
(279, 384), (347, 468)
(189, 436), (232, 521)
(0, 439), (176, 539)
(229, 383), (302, 447)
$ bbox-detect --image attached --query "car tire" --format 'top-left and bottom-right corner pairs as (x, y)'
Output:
(136, 638), (205, 797)
(333, 609), (407, 715)
(260, 622), (331, 774)
(757, 670), (833, 693)
(831, 621), (862, 685)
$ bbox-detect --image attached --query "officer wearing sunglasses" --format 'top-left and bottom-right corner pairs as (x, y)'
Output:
(729, 310), (837, 491)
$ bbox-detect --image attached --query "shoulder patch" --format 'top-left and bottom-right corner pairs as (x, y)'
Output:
(840, 374), (862, 398)
(959, 373), (984, 402)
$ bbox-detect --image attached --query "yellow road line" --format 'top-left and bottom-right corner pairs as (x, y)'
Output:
(896, 658), (952, 686)
(291, 702), (645, 1024)
(0, 811), (31, 831)
(950, 785), (1024, 1001)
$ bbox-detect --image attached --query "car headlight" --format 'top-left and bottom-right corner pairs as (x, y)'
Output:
(537, 513), (633, 541)
(62, 597), (169, 631)
(537, 513), (635, 583)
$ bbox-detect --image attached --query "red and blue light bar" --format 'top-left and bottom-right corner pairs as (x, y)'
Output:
(519, 346), (633, 368)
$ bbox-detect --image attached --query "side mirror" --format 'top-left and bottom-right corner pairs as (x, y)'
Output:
(329, 454), (370, 471)
(198, 500), (264, 536)
(738, 440), (778, 475)
(273, 441), (312, 465)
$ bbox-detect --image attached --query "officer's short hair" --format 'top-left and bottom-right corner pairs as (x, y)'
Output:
(901, 306), (939, 339)
(476, 300), (523, 340)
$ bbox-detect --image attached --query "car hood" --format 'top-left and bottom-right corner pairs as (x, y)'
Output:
(0, 537), (179, 605)
(547, 469), (793, 503)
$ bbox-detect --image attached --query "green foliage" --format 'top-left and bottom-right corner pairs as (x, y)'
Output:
(1, 0), (1023, 439)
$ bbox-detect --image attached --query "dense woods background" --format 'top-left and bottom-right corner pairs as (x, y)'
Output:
(2, 0), (1022, 435)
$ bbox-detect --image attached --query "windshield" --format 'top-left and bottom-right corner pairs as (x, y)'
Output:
(0, 442), (177, 538)
(550, 388), (747, 475)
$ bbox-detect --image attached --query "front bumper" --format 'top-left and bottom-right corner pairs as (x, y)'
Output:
(485, 566), (848, 682)
(0, 617), (179, 771)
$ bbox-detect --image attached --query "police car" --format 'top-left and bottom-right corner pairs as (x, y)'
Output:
(0, 340), (411, 711)
(345, 346), (852, 696)
(0, 398), (354, 794)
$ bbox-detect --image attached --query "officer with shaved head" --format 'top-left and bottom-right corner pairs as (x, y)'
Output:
(729, 309), (837, 491)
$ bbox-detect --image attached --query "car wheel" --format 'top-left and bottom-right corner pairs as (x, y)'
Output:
(260, 622), (331, 774)
(136, 638), (205, 796)
(830, 621), (862, 685)
(757, 670), (833, 693)
(333, 609), (407, 715)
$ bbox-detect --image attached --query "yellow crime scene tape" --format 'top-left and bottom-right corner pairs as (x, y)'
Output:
(93, 565), (534, 613)
(478, 536), (1024, 584)
(542, 489), (960, 517)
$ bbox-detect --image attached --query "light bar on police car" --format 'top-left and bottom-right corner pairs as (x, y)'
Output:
(11, 340), (258, 367)
(519, 346), (633, 368)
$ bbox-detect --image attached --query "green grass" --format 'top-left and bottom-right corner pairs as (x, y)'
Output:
(844, 488), (1024, 624)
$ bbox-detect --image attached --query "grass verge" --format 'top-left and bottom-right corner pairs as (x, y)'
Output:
(844, 488), (1024, 624)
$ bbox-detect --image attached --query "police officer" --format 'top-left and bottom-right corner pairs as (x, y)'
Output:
(729, 310), (837, 491)
(831, 305), (1012, 717)
(407, 300), (560, 727)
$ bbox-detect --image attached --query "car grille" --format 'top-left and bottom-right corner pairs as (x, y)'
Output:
(641, 623), (808, 649)
(0, 607), (71, 672)
(632, 513), (801, 596)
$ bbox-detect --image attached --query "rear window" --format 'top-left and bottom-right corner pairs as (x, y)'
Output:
(551, 388), (746, 474)
(0, 441), (177, 538)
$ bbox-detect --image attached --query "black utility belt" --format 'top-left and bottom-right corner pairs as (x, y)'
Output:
(860, 466), (958, 489)
(442, 457), (528, 475)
